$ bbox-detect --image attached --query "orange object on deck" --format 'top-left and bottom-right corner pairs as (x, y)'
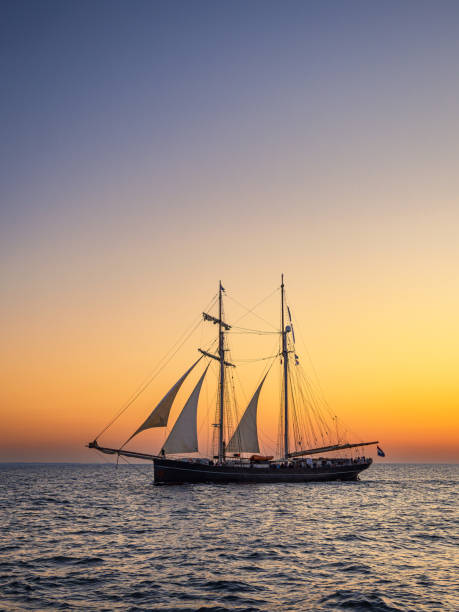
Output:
(250, 455), (274, 462)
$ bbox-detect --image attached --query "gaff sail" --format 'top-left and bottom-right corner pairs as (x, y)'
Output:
(162, 365), (209, 454)
(227, 374), (267, 453)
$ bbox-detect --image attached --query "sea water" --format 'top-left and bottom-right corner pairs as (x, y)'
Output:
(0, 463), (457, 611)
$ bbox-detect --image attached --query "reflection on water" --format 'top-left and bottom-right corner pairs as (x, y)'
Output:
(0, 463), (457, 610)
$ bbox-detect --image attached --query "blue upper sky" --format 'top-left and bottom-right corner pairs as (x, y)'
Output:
(3, 1), (459, 232)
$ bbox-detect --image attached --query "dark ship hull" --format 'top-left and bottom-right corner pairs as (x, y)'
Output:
(153, 457), (372, 484)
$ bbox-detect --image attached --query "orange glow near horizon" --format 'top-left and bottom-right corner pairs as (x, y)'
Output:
(1, 269), (458, 463)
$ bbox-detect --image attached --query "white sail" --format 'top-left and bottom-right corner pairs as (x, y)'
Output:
(227, 374), (267, 453)
(125, 358), (201, 444)
(162, 365), (209, 454)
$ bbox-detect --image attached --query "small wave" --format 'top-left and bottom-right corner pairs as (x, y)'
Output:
(219, 593), (262, 609)
(319, 589), (403, 611)
(65, 576), (101, 586)
(35, 555), (104, 567)
(32, 496), (72, 505)
(337, 533), (367, 542)
(413, 533), (445, 541)
(243, 550), (273, 560)
(195, 579), (261, 593)
(236, 564), (267, 574)
(73, 556), (104, 565)
(325, 560), (373, 574)
(194, 607), (229, 612)
(36, 555), (75, 564)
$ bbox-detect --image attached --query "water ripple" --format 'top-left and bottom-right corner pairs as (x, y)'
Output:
(0, 463), (457, 611)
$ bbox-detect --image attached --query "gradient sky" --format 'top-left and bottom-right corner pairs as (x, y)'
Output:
(1, 0), (458, 462)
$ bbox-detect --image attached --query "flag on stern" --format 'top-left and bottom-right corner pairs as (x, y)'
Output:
(377, 446), (386, 457)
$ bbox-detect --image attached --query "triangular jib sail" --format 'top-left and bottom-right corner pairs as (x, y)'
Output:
(162, 365), (209, 454)
(227, 374), (267, 453)
(124, 358), (201, 445)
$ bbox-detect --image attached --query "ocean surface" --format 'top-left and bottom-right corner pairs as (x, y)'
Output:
(0, 463), (457, 611)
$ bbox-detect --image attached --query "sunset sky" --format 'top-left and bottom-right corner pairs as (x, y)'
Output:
(1, 1), (458, 462)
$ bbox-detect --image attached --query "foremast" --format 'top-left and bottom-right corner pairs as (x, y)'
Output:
(281, 274), (289, 459)
(200, 282), (234, 462)
(218, 281), (225, 462)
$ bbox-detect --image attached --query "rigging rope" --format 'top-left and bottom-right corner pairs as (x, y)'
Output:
(232, 353), (281, 363)
(229, 325), (279, 335)
(94, 293), (218, 441)
(227, 288), (279, 330)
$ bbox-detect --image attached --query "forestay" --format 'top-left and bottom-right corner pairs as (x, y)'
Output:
(162, 365), (209, 454)
(227, 375), (267, 453)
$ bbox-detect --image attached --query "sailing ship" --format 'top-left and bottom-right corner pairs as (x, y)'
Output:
(88, 277), (378, 483)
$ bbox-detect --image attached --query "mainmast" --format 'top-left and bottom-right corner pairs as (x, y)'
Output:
(218, 281), (225, 462)
(281, 274), (289, 459)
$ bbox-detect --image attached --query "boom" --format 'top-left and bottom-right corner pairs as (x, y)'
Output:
(287, 441), (379, 458)
(88, 440), (159, 461)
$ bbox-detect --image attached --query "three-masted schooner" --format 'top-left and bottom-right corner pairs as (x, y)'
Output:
(88, 277), (378, 483)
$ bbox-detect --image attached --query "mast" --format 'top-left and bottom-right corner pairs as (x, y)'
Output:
(218, 281), (225, 462)
(281, 274), (289, 459)
(200, 282), (233, 462)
